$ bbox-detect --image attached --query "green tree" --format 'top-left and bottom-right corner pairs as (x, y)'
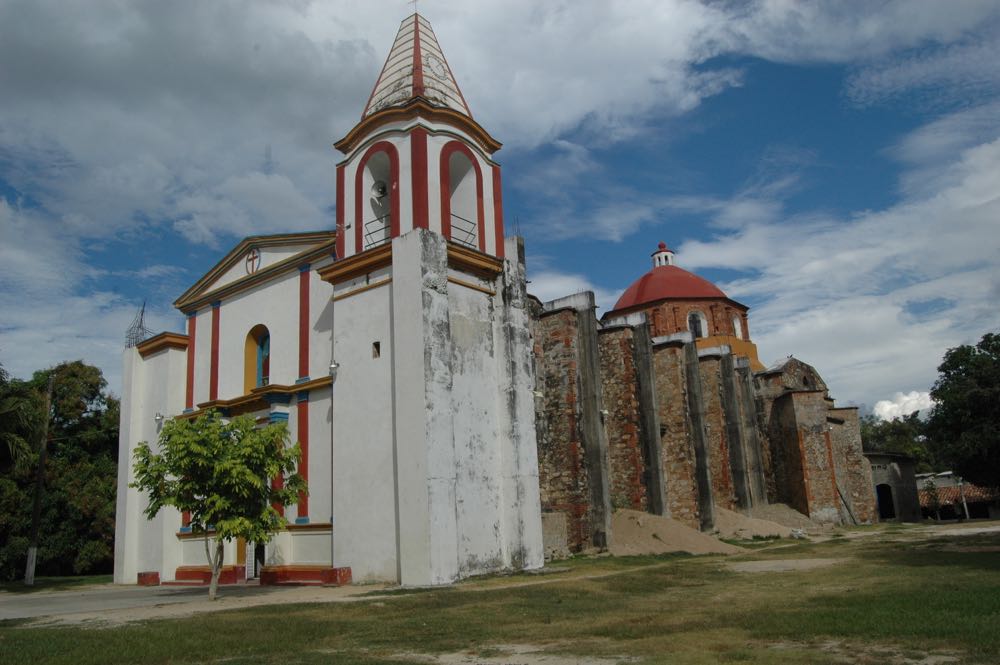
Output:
(0, 361), (119, 581)
(926, 332), (1000, 489)
(860, 412), (933, 472)
(131, 410), (305, 599)
(0, 363), (39, 471)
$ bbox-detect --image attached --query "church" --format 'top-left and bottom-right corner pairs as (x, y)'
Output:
(114, 14), (876, 587)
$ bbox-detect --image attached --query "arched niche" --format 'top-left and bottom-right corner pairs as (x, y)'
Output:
(244, 324), (271, 394)
(354, 141), (399, 253)
(440, 141), (484, 252)
(687, 310), (709, 339)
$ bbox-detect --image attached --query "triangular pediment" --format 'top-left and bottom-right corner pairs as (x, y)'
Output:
(174, 231), (336, 312)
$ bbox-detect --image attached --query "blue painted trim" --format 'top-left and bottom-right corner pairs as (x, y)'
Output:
(265, 393), (292, 406)
(179, 526), (192, 533)
(294, 376), (311, 384)
(298, 263), (311, 273)
(294, 516), (310, 524)
(183, 408), (194, 414)
(270, 412), (289, 422)
(186, 311), (197, 319)
(296, 391), (309, 402)
(211, 300), (221, 308)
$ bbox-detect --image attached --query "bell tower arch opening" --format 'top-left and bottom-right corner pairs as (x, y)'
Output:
(355, 145), (399, 252)
(440, 141), (484, 252)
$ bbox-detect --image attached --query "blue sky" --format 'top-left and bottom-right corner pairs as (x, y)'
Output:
(2, 1), (999, 418)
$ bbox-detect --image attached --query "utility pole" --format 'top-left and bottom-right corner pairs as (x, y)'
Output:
(958, 477), (970, 520)
(24, 374), (54, 586)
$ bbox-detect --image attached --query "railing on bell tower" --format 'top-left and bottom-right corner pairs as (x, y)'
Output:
(362, 212), (479, 251)
(449, 213), (477, 249)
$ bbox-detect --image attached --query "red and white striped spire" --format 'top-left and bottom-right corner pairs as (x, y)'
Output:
(363, 13), (473, 119)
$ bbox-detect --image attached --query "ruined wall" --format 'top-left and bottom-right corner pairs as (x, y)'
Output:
(532, 300), (611, 552)
(829, 408), (876, 524)
(697, 353), (737, 511)
(768, 394), (810, 515)
(651, 341), (701, 528)
(772, 391), (844, 523)
(598, 327), (649, 512)
(533, 309), (591, 550)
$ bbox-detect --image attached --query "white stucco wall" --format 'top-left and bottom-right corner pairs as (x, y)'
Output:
(329, 277), (399, 582)
(113, 344), (188, 583)
(448, 282), (505, 575)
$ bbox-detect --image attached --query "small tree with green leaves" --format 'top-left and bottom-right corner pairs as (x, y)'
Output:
(131, 410), (305, 599)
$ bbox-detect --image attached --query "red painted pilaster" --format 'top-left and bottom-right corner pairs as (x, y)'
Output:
(298, 267), (310, 380)
(185, 312), (196, 410)
(273, 474), (285, 517)
(492, 164), (505, 259)
(336, 164), (345, 258)
(297, 393), (309, 520)
(411, 127), (429, 229)
(209, 302), (220, 401)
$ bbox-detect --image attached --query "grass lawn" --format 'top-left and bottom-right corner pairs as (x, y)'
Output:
(1, 525), (998, 664)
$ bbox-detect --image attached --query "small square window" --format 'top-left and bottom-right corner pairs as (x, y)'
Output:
(372, 341), (381, 359)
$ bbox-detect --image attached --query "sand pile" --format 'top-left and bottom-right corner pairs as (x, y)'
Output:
(609, 509), (742, 556)
(749, 503), (818, 530)
(713, 507), (792, 540)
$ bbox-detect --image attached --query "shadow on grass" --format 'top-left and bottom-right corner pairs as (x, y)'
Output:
(0, 575), (113, 595)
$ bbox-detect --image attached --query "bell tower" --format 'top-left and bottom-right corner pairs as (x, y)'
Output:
(334, 13), (506, 260)
(319, 13), (542, 587)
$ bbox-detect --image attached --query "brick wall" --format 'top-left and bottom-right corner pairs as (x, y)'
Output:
(532, 309), (593, 551)
(641, 300), (748, 339)
(768, 393), (810, 515)
(790, 391), (842, 524)
(829, 408), (876, 524)
(651, 342), (701, 528)
(598, 327), (649, 512)
(697, 354), (737, 510)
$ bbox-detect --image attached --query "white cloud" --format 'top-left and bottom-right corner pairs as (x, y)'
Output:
(668, 112), (1000, 407)
(874, 391), (935, 420)
(846, 36), (1000, 108)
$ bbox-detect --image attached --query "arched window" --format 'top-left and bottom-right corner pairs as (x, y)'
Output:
(733, 316), (744, 340)
(440, 141), (485, 252)
(244, 325), (271, 393)
(687, 311), (708, 339)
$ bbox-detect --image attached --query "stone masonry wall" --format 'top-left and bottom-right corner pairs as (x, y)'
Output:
(829, 408), (876, 524)
(651, 342), (701, 528)
(532, 309), (593, 551)
(697, 354), (737, 511)
(768, 394), (810, 516)
(790, 391), (842, 524)
(598, 327), (649, 512)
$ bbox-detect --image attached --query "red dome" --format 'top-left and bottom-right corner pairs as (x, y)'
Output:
(612, 265), (728, 311)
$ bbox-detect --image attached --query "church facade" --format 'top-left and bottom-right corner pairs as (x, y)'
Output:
(114, 14), (875, 587)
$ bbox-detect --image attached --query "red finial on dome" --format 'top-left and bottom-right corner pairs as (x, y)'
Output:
(658, 241), (667, 251)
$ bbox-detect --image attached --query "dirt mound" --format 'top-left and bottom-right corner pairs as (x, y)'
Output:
(609, 509), (742, 556)
(713, 507), (793, 540)
(749, 503), (817, 530)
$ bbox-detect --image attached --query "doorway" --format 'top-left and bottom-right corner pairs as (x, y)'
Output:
(876, 483), (896, 520)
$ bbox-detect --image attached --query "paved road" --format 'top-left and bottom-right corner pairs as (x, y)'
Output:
(0, 583), (289, 621)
